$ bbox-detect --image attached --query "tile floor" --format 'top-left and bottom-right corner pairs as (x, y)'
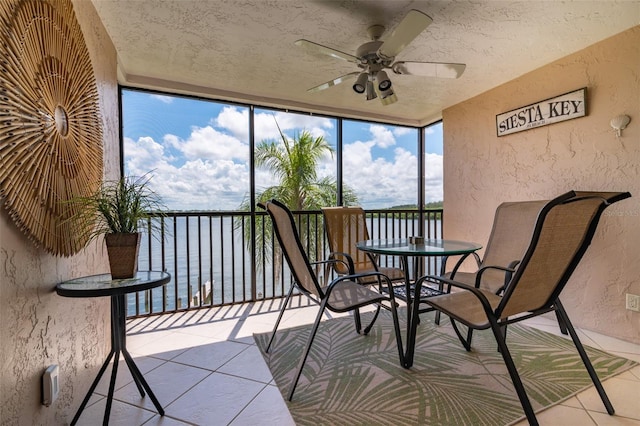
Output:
(74, 297), (640, 425)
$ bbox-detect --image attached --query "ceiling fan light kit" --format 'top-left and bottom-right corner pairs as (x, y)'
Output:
(353, 72), (368, 94)
(296, 9), (466, 106)
(379, 91), (398, 106)
(376, 70), (392, 91)
(365, 80), (377, 101)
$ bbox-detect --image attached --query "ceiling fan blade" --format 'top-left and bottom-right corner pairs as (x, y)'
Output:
(377, 10), (432, 60)
(295, 39), (360, 64)
(307, 71), (361, 92)
(392, 61), (466, 79)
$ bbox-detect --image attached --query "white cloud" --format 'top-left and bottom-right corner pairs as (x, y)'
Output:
(125, 127), (251, 210)
(369, 124), (396, 148)
(393, 127), (412, 136)
(341, 125), (443, 207)
(424, 152), (444, 202)
(150, 95), (174, 104)
(125, 111), (442, 211)
(214, 107), (249, 142)
(344, 143), (418, 208)
(254, 111), (334, 141)
(124, 136), (169, 173)
(176, 126), (249, 162)
(214, 107), (335, 143)
(126, 149), (251, 211)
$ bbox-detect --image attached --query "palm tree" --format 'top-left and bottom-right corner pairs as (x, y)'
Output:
(238, 119), (357, 269)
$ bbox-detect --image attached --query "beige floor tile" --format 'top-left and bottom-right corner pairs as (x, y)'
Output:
(86, 393), (103, 408)
(94, 355), (166, 396)
(231, 334), (259, 345)
(127, 316), (170, 334)
(541, 404), (599, 425)
(580, 329), (640, 356)
(230, 384), (295, 426)
(114, 361), (210, 411)
(231, 316), (282, 339)
(530, 404), (597, 426)
(126, 329), (177, 352)
(142, 414), (193, 425)
(610, 350), (640, 364)
(171, 340), (250, 371)
(614, 369), (640, 382)
(131, 331), (219, 360)
(75, 397), (156, 426)
(590, 411), (640, 425)
(217, 344), (274, 384)
(629, 365), (640, 380)
(166, 320), (238, 339)
(164, 372), (266, 425)
(577, 375), (640, 420)
(560, 396), (585, 409)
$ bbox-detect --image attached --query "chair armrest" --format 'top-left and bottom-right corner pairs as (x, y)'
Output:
(475, 264), (517, 289)
(499, 260), (520, 293)
(417, 274), (480, 295)
(311, 258), (351, 286)
(325, 271), (396, 302)
(310, 258), (349, 269)
(414, 274), (496, 315)
(327, 251), (356, 275)
(445, 252), (482, 278)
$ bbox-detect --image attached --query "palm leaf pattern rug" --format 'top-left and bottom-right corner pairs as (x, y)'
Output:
(254, 310), (636, 425)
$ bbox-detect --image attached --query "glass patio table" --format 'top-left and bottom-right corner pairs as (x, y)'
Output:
(56, 271), (171, 425)
(356, 238), (482, 367)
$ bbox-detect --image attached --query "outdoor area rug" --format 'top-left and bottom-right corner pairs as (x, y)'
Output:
(254, 310), (637, 425)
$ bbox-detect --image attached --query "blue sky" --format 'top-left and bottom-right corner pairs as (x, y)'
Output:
(122, 89), (443, 210)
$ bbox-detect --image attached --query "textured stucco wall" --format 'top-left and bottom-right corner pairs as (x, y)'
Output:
(0, 1), (118, 424)
(442, 26), (640, 344)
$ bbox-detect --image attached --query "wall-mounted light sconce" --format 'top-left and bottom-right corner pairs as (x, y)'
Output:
(610, 114), (631, 137)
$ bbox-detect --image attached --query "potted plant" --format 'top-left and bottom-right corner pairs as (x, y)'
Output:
(68, 173), (165, 278)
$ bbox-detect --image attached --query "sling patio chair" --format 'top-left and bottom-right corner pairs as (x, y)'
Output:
(408, 190), (631, 425)
(322, 206), (444, 332)
(260, 199), (405, 400)
(442, 199), (556, 349)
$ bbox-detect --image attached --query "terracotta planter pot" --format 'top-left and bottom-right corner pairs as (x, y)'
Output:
(105, 233), (141, 279)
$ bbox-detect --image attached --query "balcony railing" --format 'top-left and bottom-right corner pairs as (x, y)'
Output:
(128, 208), (444, 318)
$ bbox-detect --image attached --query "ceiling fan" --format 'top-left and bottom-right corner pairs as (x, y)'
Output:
(295, 9), (466, 106)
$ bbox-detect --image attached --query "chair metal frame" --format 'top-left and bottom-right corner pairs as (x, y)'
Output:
(321, 206), (444, 326)
(443, 199), (566, 348)
(409, 190), (631, 425)
(321, 207), (404, 275)
(321, 206), (407, 334)
(260, 200), (405, 400)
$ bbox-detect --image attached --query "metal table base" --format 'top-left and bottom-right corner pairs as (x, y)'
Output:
(70, 294), (164, 426)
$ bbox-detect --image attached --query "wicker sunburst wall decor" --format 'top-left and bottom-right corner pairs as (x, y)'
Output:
(0, 0), (103, 256)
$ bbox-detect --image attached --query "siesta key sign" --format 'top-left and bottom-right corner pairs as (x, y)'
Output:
(496, 88), (586, 137)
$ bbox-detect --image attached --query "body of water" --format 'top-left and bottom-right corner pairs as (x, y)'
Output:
(128, 215), (443, 316)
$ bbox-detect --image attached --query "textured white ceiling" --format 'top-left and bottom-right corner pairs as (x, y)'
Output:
(91, 0), (639, 126)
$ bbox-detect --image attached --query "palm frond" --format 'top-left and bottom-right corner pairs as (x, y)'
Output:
(242, 117), (358, 269)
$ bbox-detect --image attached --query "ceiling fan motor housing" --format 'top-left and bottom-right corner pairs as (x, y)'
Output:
(356, 40), (387, 65)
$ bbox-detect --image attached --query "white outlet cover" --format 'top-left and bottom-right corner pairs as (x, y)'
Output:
(42, 365), (59, 406)
(626, 294), (640, 312)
